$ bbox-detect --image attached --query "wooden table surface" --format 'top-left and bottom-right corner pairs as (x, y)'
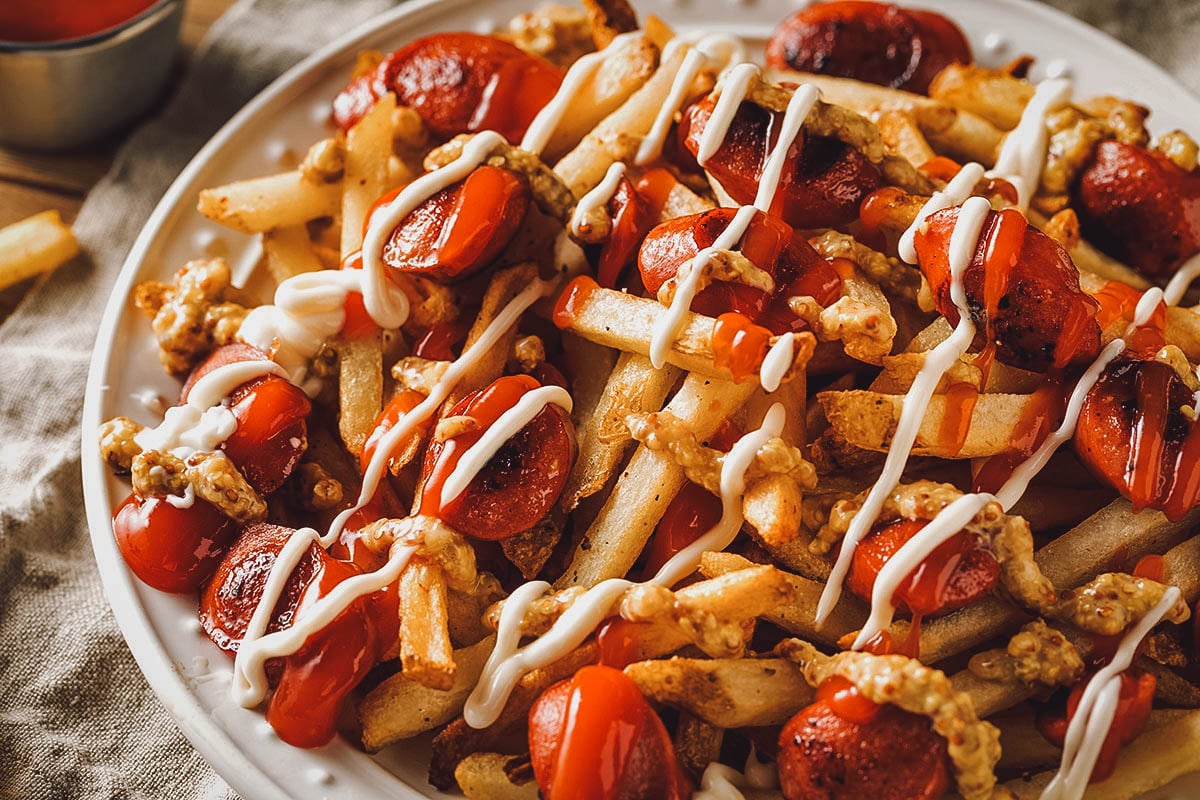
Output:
(0, 0), (236, 319)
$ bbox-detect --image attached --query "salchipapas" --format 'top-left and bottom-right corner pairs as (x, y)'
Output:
(99, 1), (1200, 799)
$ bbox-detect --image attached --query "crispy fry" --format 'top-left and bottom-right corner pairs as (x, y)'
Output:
(0, 210), (78, 291)
(454, 753), (537, 800)
(335, 333), (383, 459)
(399, 560), (456, 690)
(557, 373), (757, 586)
(341, 93), (398, 257)
(262, 225), (322, 284)
(561, 282), (815, 383)
(1003, 710), (1200, 800)
(197, 171), (342, 233)
(928, 63), (1033, 132)
(359, 635), (495, 752)
(673, 713), (724, 780)
(819, 389), (1038, 458)
(625, 656), (813, 727)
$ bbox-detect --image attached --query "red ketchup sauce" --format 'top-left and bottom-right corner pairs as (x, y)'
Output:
(0, 0), (157, 42)
(712, 312), (774, 383)
(596, 168), (679, 289)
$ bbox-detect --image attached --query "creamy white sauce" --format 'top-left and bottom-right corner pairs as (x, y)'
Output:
(520, 31), (645, 156)
(463, 403), (786, 729)
(816, 195), (992, 625)
(132, 388), (168, 416)
(133, 360), (284, 459)
(697, 64), (760, 167)
(438, 385), (573, 508)
(986, 78), (1073, 211)
(1163, 251), (1200, 307)
(568, 161), (626, 238)
(759, 333), (795, 393)
(1039, 586), (1182, 800)
(164, 483), (196, 509)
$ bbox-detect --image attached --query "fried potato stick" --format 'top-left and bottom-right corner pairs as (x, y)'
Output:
(557, 373), (757, 586)
(341, 93), (397, 257)
(454, 753), (537, 800)
(625, 656), (813, 727)
(0, 210), (78, 291)
(197, 171), (342, 233)
(359, 635), (496, 752)
(399, 560), (456, 690)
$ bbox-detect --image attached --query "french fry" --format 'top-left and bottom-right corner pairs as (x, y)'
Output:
(197, 171), (342, 233)
(764, 68), (1004, 165)
(819, 389), (1039, 458)
(876, 109), (937, 167)
(399, 560), (455, 690)
(560, 282), (814, 383)
(454, 753), (537, 800)
(557, 373), (757, 586)
(359, 635), (495, 752)
(673, 712), (724, 779)
(625, 656), (813, 727)
(262, 225), (322, 284)
(540, 32), (660, 163)
(1002, 710), (1200, 800)
(335, 333), (383, 459)
(0, 210), (78, 291)
(561, 351), (680, 511)
(442, 262), (540, 414)
(341, 93), (398, 257)
(927, 63), (1034, 131)
(554, 40), (697, 196)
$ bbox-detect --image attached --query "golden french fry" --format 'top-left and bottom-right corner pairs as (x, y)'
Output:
(876, 109), (937, 166)
(557, 373), (757, 587)
(342, 93), (398, 257)
(399, 560), (455, 690)
(764, 68), (1004, 165)
(819, 389), (1038, 458)
(560, 282), (814, 383)
(561, 351), (680, 511)
(359, 635), (494, 752)
(673, 713), (724, 779)
(454, 753), (537, 800)
(625, 656), (813, 727)
(927, 63), (1033, 131)
(262, 225), (322, 284)
(197, 171), (342, 233)
(0, 210), (78, 291)
(1003, 710), (1200, 800)
(554, 40), (699, 196)
(335, 333), (383, 459)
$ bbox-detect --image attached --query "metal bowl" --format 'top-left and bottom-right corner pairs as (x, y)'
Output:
(0, 0), (184, 150)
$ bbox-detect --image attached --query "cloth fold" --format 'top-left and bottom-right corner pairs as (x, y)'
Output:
(0, 1), (1193, 799)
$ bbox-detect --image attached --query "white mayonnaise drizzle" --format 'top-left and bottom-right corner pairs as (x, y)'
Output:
(464, 404), (786, 729)
(133, 359), (285, 458)
(816, 195), (992, 625)
(636, 34), (745, 166)
(1039, 586), (1182, 800)
(231, 277), (553, 709)
(696, 64), (761, 166)
(648, 83), (819, 369)
(1163, 251), (1200, 307)
(568, 161), (626, 238)
(519, 31), (645, 156)
(438, 385), (573, 507)
(986, 78), (1073, 211)
(759, 333), (795, 393)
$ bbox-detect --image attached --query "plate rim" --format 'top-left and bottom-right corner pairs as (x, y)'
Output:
(79, 1), (1200, 799)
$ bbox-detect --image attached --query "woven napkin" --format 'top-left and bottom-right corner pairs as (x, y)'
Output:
(0, 1), (1194, 799)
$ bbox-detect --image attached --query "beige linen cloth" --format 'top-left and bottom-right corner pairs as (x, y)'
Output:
(0, 1), (1195, 797)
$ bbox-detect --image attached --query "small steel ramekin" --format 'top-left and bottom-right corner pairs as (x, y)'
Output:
(0, 0), (184, 151)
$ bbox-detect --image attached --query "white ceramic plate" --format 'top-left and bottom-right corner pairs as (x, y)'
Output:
(82, 1), (1200, 798)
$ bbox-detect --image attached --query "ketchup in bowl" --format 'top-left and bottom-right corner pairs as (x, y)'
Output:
(0, 0), (159, 43)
